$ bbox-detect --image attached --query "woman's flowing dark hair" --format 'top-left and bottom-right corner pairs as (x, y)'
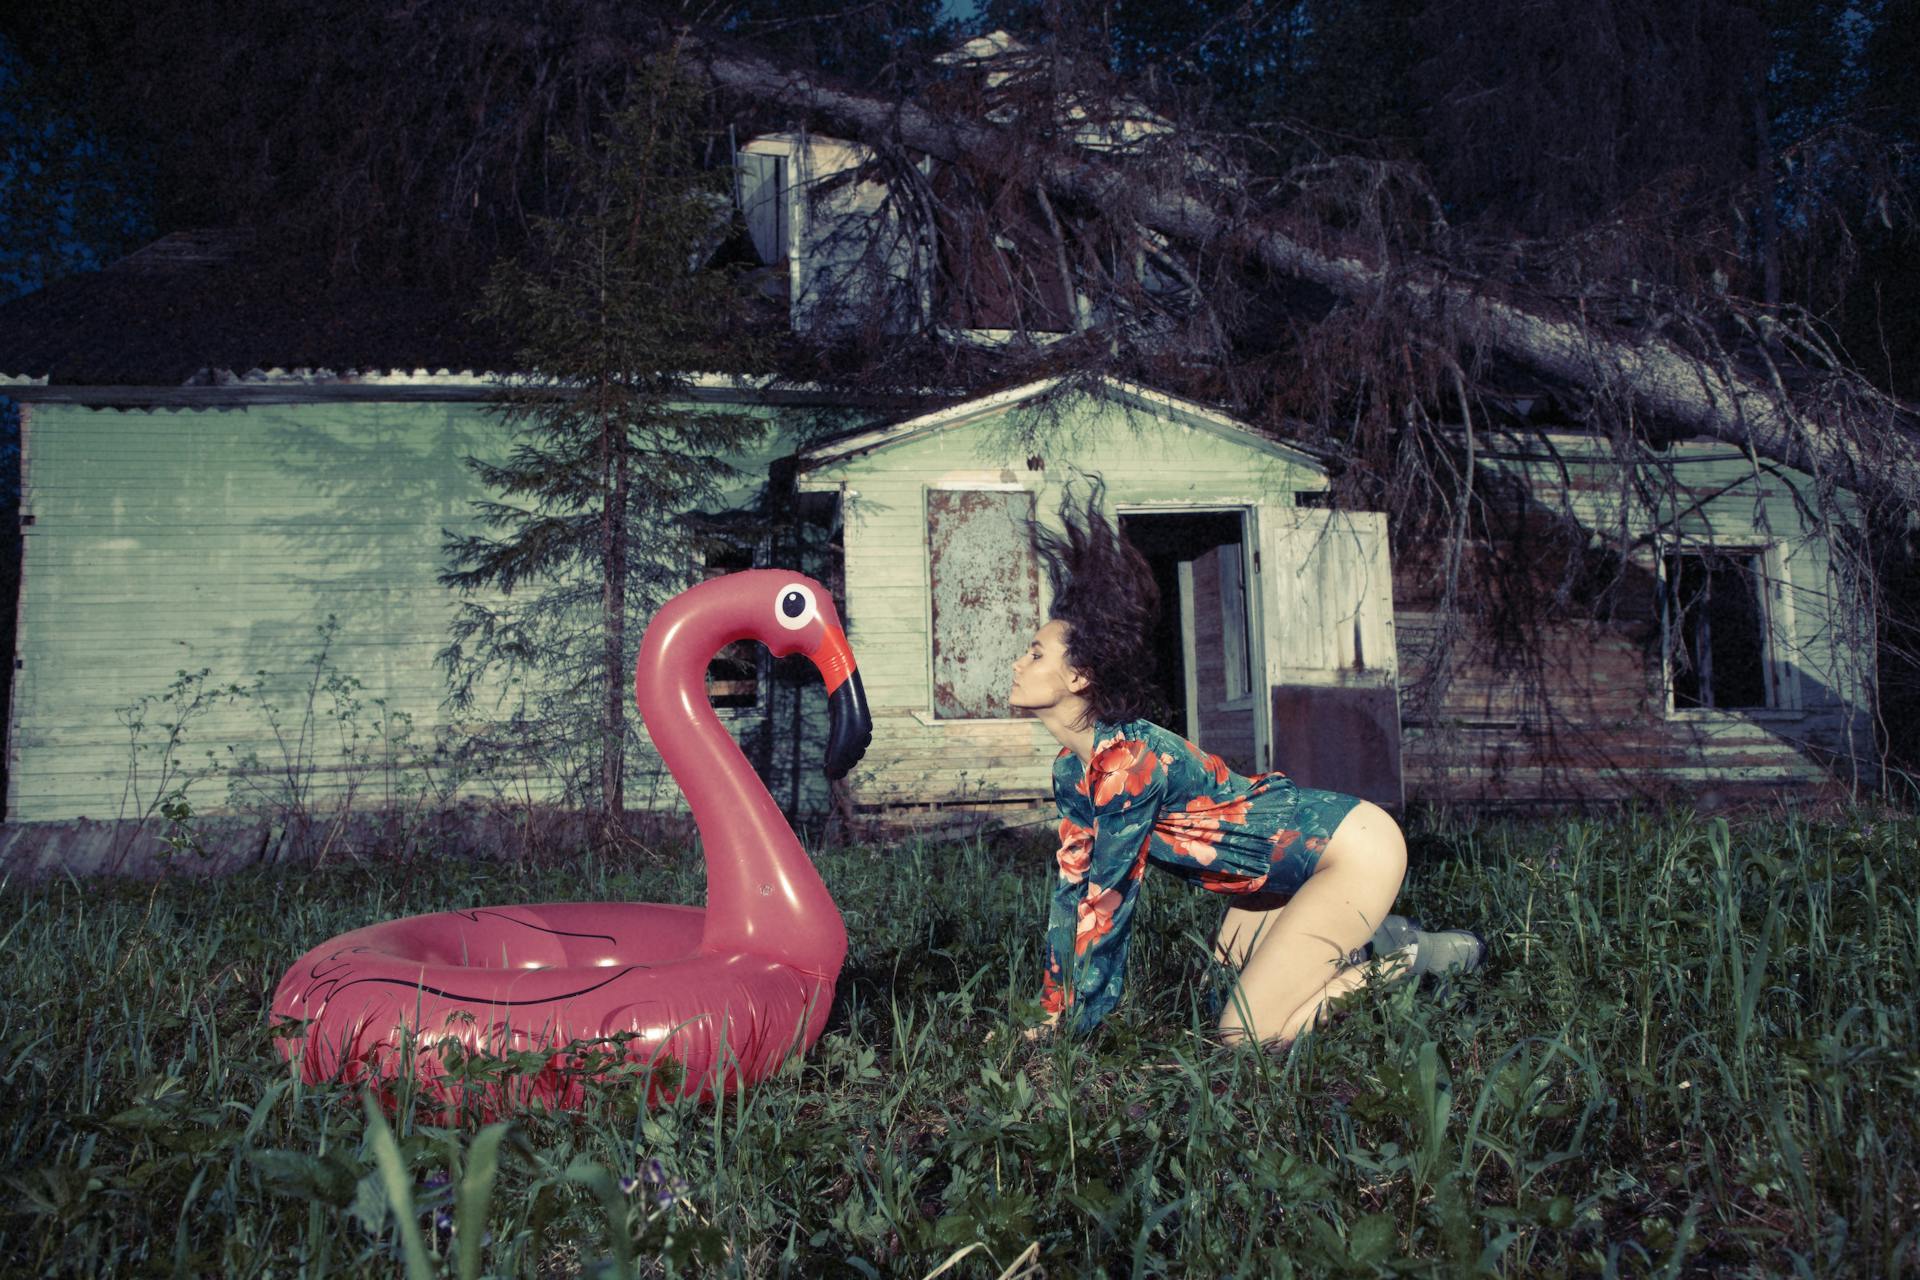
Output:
(1028, 473), (1167, 729)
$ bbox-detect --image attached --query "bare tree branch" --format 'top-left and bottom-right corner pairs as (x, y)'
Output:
(701, 45), (1920, 504)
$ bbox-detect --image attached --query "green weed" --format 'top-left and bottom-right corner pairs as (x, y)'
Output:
(0, 808), (1914, 1275)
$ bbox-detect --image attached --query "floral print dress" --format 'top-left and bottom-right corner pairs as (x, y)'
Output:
(1040, 718), (1363, 1033)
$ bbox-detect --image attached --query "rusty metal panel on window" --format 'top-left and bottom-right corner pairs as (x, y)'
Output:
(928, 488), (1040, 719)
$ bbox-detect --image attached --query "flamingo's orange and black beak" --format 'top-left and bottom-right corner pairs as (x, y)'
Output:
(813, 625), (871, 781)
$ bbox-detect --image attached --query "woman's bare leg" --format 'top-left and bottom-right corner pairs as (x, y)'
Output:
(1213, 801), (1408, 1045)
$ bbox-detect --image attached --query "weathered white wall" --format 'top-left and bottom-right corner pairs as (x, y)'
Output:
(739, 133), (926, 335)
(1263, 507), (1397, 686)
(800, 389), (1328, 812)
(7, 399), (803, 824)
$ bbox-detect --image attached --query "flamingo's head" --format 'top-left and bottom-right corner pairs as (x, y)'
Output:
(761, 575), (871, 779)
(710, 571), (872, 780)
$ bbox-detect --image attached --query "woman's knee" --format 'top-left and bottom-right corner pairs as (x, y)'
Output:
(1216, 1005), (1255, 1043)
(1215, 976), (1272, 1043)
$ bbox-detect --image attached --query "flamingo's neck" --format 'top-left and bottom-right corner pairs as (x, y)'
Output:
(635, 597), (846, 978)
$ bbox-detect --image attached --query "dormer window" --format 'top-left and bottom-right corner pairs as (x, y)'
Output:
(737, 150), (790, 264)
(735, 133), (928, 335)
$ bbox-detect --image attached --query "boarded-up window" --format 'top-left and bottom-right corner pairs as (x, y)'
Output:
(928, 489), (1040, 719)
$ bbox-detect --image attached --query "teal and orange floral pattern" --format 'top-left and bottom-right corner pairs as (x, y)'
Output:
(1041, 718), (1363, 1033)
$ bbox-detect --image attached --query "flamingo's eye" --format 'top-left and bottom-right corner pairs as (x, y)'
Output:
(775, 583), (818, 631)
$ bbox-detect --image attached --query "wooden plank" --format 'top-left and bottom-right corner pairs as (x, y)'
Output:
(1272, 684), (1404, 807)
(1264, 508), (1397, 683)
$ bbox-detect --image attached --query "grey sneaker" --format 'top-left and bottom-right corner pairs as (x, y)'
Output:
(1371, 913), (1419, 955)
(1358, 914), (1485, 979)
(1402, 927), (1486, 979)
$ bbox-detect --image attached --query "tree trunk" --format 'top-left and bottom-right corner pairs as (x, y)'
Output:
(702, 49), (1920, 502)
(602, 422), (628, 826)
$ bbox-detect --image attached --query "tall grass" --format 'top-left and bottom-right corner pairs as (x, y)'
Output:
(1, 807), (1914, 1276)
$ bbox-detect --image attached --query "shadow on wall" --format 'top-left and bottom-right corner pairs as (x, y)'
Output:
(205, 408), (499, 814)
(221, 406), (842, 821)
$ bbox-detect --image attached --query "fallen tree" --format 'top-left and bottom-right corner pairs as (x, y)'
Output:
(26, 2), (1910, 499)
(703, 45), (1920, 506)
(703, 33), (1920, 779)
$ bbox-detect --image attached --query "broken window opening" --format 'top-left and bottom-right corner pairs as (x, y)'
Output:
(1663, 549), (1775, 710)
(704, 543), (761, 710)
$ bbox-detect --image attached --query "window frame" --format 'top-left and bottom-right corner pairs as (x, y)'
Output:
(1658, 541), (1802, 719)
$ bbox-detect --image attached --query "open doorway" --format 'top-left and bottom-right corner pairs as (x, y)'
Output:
(1118, 509), (1259, 773)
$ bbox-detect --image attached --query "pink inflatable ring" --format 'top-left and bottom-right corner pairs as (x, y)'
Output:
(269, 571), (871, 1110)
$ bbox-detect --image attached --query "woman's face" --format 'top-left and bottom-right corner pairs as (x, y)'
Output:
(1010, 619), (1087, 713)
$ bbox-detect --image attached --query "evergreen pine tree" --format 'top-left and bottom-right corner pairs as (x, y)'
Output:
(439, 50), (765, 835)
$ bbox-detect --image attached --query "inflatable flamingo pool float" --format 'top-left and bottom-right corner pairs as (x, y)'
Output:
(269, 571), (871, 1109)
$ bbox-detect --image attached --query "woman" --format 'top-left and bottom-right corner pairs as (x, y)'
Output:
(1013, 479), (1482, 1045)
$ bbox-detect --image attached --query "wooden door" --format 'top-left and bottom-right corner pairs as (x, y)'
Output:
(1259, 508), (1404, 808)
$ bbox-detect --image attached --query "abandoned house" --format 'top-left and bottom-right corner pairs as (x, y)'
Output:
(0, 116), (1881, 870)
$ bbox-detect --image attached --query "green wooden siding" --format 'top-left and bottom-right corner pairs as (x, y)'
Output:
(1396, 431), (1875, 802)
(1480, 433), (1871, 720)
(8, 389), (1874, 827)
(8, 399), (800, 823)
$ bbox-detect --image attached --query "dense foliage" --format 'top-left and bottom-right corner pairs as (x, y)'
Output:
(2, 809), (1914, 1275)
(7, 1), (1914, 382)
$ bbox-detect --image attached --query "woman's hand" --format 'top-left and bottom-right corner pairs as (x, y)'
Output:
(1021, 1012), (1061, 1043)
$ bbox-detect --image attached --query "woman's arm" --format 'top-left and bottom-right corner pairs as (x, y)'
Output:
(1041, 738), (1166, 1034)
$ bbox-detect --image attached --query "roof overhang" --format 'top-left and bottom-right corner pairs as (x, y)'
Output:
(797, 375), (1330, 474)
